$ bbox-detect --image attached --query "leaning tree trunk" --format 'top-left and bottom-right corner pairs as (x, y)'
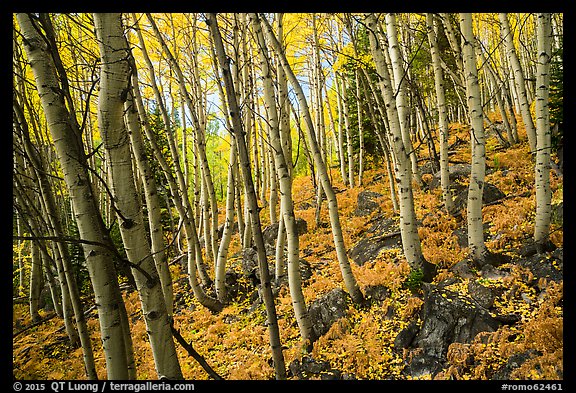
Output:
(385, 13), (422, 187)
(16, 12), (134, 380)
(533, 13), (553, 253)
(499, 13), (537, 153)
(250, 12), (315, 348)
(460, 13), (488, 265)
(145, 13), (219, 272)
(129, 36), (223, 314)
(124, 91), (174, 317)
(260, 13), (365, 304)
(94, 13), (182, 380)
(365, 13), (437, 282)
(207, 12), (287, 379)
(426, 13), (455, 214)
(13, 94), (97, 378)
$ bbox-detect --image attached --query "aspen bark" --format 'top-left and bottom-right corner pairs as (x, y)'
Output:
(13, 94), (97, 378)
(130, 50), (223, 313)
(385, 13), (422, 187)
(366, 13), (436, 282)
(251, 12), (314, 347)
(426, 13), (454, 214)
(499, 13), (537, 153)
(533, 13), (553, 252)
(207, 13), (287, 379)
(94, 13), (182, 380)
(124, 89), (174, 317)
(460, 13), (488, 265)
(17, 12), (133, 379)
(261, 14), (365, 304)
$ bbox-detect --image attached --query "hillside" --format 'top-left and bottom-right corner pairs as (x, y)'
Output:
(12, 120), (563, 381)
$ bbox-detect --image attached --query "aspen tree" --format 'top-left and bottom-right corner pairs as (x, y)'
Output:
(129, 50), (223, 313)
(16, 12), (134, 379)
(207, 13), (287, 379)
(123, 90), (174, 317)
(499, 13), (537, 153)
(426, 13), (455, 214)
(145, 13), (219, 268)
(460, 13), (488, 265)
(260, 14), (364, 304)
(533, 13), (554, 252)
(385, 13), (422, 187)
(365, 13), (436, 282)
(133, 14), (213, 289)
(94, 13), (182, 380)
(13, 94), (98, 378)
(250, 12), (315, 348)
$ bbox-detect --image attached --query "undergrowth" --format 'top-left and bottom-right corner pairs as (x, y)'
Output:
(13, 120), (563, 380)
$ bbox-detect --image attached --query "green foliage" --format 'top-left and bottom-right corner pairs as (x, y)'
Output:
(549, 44), (563, 151)
(204, 119), (229, 202)
(66, 215), (90, 297)
(402, 268), (424, 291)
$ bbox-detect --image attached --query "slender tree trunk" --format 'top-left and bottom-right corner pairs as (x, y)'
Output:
(145, 13), (219, 270)
(341, 76), (355, 188)
(366, 13), (436, 282)
(124, 88), (174, 317)
(460, 13), (488, 266)
(499, 13), (537, 153)
(261, 14), (365, 304)
(334, 73), (349, 186)
(130, 50), (223, 314)
(533, 13), (553, 252)
(13, 95), (97, 378)
(426, 13), (455, 214)
(251, 12), (315, 348)
(385, 13), (422, 187)
(135, 14), (213, 289)
(207, 13), (287, 379)
(29, 240), (43, 323)
(215, 140), (238, 303)
(94, 13), (182, 380)
(355, 69), (365, 187)
(17, 12), (133, 379)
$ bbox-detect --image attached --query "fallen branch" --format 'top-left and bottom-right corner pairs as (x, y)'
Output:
(170, 322), (224, 380)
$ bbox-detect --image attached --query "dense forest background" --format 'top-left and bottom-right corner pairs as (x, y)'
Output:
(12, 12), (563, 381)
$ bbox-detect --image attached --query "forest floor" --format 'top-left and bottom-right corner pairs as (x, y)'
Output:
(12, 120), (564, 381)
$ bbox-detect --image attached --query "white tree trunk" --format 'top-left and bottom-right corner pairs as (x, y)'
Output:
(533, 13), (553, 251)
(499, 13), (537, 153)
(207, 13), (287, 378)
(261, 14), (365, 304)
(460, 13), (488, 264)
(251, 12), (314, 346)
(385, 13), (422, 187)
(94, 13), (182, 380)
(426, 13), (455, 214)
(17, 12), (133, 379)
(366, 13), (436, 282)
(124, 89), (174, 317)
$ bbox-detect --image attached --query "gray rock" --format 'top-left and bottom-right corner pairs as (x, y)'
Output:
(491, 350), (542, 380)
(261, 218), (308, 246)
(401, 353), (444, 379)
(308, 288), (350, 341)
(451, 182), (506, 213)
(412, 283), (502, 358)
(450, 260), (476, 279)
(349, 232), (402, 266)
(394, 321), (420, 351)
(517, 249), (563, 283)
(354, 190), (383, 216)
(468, 280), (496, 309)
